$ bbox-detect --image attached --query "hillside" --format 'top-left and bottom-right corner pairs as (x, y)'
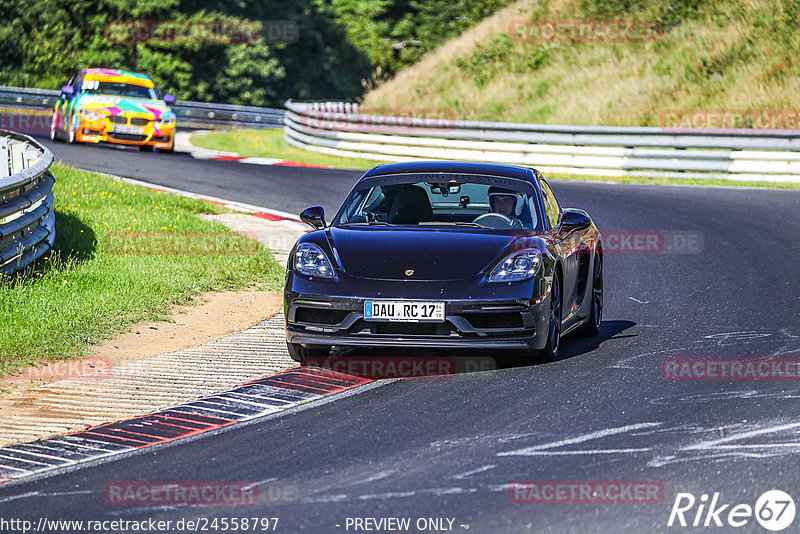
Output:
(362, 0), (800, 126)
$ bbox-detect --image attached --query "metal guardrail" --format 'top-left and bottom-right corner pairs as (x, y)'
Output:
(0, 130), (55, 276)
(0, 85), (284, 130)
(284, 100), (800, 182)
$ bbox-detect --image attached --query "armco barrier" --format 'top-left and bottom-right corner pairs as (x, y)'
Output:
(0, 85), (283, 130)
(0, 130), (55, 275)
(283, 100), (800, 182)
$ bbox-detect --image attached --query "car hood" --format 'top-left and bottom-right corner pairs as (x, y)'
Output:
(74, 94), (174, 119)
(327, 226), (526, 281)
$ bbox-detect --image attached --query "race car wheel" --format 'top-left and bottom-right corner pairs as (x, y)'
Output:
(50, 110), (61, 142)
(539, 271), (562, 361)
(67, 114), (76, 144)
(579, 253), (603, 337)
(287, 342), (331, 363)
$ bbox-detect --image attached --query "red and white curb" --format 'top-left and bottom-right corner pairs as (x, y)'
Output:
(0, 367), (372, 484)
(176, 131), (330, 168)
(89, 172), (310, 232)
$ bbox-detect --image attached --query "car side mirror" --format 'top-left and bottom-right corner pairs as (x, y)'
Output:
(560, 209), (591, 232)
(61, 85), (74, 96)
(300, 206), (326, 230)
(163, 93), (176, 104)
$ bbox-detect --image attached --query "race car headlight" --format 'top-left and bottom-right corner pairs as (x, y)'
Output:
(488, 249), (542, 283)
(155, 117), (175, 127)
(79, 109), (107, 121)
(294, 243), (334, 279)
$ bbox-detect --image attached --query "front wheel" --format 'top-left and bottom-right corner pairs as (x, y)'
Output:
(50, 111), (62, 142)
(66, 114), (77, 144)
(579, 253), (603, 337)
(287, 342), (331, 363)
(539, 272), (562, 360)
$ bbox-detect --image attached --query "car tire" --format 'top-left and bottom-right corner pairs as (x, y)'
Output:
(539, 271), (562, 361)
(50, 111), (62, 142)
(578, 253), (603, 337)
(286, 342), (331, 363)
(66, 114), (76, 144)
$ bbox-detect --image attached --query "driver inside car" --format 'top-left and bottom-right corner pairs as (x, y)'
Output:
(488, 186), (524, 229)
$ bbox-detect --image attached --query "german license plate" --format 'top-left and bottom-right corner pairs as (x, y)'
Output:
(113, 124), (144, 135)
(364, 301), (445, 322)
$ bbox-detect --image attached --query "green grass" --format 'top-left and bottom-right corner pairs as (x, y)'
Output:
(0, 164), (284, 378)
(191, 129), (387, 170)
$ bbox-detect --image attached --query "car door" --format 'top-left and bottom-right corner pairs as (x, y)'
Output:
(541, 179), (581, 320)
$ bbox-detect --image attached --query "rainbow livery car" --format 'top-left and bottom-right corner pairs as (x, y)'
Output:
(50, 68), (176, 152)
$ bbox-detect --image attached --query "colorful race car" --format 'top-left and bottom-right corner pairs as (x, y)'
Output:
(50, 68), (176, 152)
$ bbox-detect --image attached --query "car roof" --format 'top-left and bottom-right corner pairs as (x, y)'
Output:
(81, 68), (155, 87)
(361, 161), (539, 183)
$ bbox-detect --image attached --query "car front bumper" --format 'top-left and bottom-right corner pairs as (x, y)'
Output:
(74, 116), (175, 149)
(285, 277), (552, 352)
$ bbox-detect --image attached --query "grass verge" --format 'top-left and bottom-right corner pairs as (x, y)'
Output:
(190, 129), (387, 170)
(0, 164), (284, 378)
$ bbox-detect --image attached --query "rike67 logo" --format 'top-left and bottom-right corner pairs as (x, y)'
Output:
(668, 490), (796, 531)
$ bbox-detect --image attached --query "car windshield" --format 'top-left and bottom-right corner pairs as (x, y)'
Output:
(336, 173), (542, 231)
(81, 80), (160, 100)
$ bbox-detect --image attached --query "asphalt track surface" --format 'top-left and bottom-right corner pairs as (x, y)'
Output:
(3, 137), (800, 533)
(40, 137), (360, 217)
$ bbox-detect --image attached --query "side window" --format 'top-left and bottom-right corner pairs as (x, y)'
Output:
(75, 73), (85, 94)
(540, 180), (561, 229)
(64, 72), (76, 92)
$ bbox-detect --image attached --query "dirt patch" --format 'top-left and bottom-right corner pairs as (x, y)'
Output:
(1, 288), (283, 396)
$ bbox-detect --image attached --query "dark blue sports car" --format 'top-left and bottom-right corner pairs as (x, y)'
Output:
(284, 161), (603, 363)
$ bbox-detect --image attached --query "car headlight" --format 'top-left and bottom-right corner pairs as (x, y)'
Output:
(488, 249), (542, 283)
(294, 243), (334, 279)
(155, 117), (175, 127)
(79, 109), (107, 121)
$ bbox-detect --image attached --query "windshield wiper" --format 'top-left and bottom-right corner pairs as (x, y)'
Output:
(418, 221), (489, 228)
(341, 221), (394, 226)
